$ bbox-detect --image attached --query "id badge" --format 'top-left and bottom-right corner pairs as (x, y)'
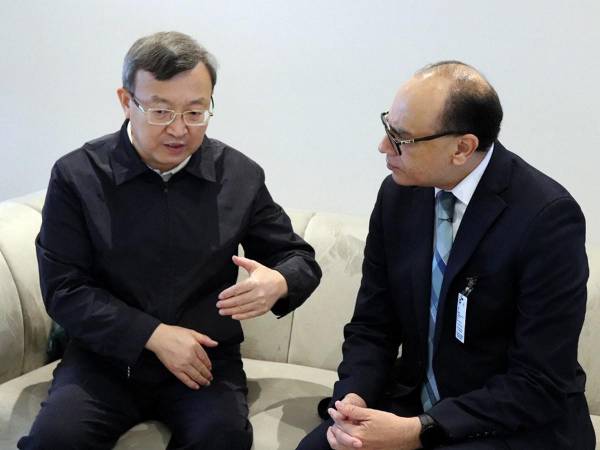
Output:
(455, 292), (468, 343)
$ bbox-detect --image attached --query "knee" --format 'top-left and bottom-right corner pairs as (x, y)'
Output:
(174, 413), (252, 450)
(296, 421), (332, 450)
(18, 414), (91, 450)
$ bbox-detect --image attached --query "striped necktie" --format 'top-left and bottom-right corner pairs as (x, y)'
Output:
(421, 190), (456, 411)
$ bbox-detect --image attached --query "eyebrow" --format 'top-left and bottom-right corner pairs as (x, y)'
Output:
(148, 95), (209, 107)
(389, 124), (411, 138)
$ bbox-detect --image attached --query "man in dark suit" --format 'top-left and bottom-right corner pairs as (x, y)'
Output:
(297, 61), (595, 449)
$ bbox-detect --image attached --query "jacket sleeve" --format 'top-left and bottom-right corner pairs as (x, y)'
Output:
(331, 183), (402, 406)
(429, 196), (589, 441)
(240, 171), (322, 317)
(36, 163), (161, 366)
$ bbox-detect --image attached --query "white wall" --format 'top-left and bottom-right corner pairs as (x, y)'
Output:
(1, 0), (599, 243)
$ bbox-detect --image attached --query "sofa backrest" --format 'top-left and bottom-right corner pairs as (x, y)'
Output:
(0, 192), (50, 383)
(0, 191), (598, 417)
(580, 245), (600, 414)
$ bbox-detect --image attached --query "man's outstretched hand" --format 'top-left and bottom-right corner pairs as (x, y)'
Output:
(217, 255), (288, 320)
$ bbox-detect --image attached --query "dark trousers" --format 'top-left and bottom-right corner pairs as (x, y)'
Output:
(18, 345), (252, 450)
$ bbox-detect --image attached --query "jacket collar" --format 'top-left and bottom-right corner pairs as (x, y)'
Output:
(112, 120), (217, 185)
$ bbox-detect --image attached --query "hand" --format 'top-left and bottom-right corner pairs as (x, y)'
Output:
(327, 394), (367, 449)
(145, 324), (218, 390)
(216, 255), (288, 320)
(328, 400), (422, 450)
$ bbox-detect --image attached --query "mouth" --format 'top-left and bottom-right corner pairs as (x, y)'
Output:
(386, 157), (400, 171)
(164, 143), (186, 154)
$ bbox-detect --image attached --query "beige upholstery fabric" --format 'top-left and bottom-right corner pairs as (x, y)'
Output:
(580, 244), (600, 415)
(243, 358), (336, 450)
(288, 212), (368, 370)
(11, 191), (45, 213)
(0, 202), (51, 375)
(0, 251), (24, 383)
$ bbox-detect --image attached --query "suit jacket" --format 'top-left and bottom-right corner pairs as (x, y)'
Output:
(332, 142), (595, 449)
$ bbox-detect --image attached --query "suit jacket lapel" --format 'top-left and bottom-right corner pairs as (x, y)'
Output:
(434, 143), (512, 348)
(410, 187), (435, 345)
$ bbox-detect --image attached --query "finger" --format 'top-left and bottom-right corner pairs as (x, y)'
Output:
(330, 424), (362, 448)
(231, 310), (264, 321)
(193, 331), (218, 348)
(218, 299), (259, 317)
(342, 393), (367, 408)
(218, 279), (254, 300)
(328, 407), (349, 424)
(185, 362), (212, 386)
(232, 255), (260, 273)
(191, 352), (213, 381)
(217, 288), (257, 308)
(335, 401), (368, 421)
(192, 343), (213, 371)
(326, 426), (338, 448)
(176, 371), (200, 390)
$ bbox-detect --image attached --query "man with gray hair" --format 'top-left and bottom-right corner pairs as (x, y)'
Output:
(19, 31), (321, 449)
(298, 61), (594, 449)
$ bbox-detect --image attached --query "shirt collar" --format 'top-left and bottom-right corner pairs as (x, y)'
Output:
(435, 143), (494, 206)
(112, 120), (217, 185)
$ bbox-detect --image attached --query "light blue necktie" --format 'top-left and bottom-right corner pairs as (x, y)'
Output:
(421, 190), (456, 411)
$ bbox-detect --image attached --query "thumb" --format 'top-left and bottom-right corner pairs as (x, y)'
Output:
(335, 401), (369, 421)
(194, 332), (219, 347)
(232, 255), (260, 274)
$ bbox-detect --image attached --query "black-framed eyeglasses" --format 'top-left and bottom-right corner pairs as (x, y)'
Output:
(129, 91), (215, 127)
(380, 111), (470, 156)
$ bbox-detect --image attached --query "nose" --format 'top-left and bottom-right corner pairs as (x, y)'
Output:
(166, 113), (188, 137)
(379, 135), (397, 156)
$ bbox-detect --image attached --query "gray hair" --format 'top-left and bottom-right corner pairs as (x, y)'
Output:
(122, 31), (218, 93)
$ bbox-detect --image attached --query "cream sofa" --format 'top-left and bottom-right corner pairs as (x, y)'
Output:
(0, 191), (598, 449)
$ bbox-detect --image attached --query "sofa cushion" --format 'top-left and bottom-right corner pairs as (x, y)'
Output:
(0, 358), (336, 449)
(0, 251), (24, 383)
(580, 244), (600, 415)
(0, 201), (51, 375)
(239, 209), (315, 365)
(288, 212), (368, 370)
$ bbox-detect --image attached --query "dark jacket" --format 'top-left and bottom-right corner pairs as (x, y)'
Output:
(332, 142), (594, 448)
(37, 121), (322, 383)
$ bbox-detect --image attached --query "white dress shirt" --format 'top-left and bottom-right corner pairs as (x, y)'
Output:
(435, 144), (494, 239)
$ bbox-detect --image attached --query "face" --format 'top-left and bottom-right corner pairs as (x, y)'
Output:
(117, 63), (213, 172)
(379, 75), (460, 188)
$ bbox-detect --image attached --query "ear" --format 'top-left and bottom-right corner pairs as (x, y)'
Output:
(451, 133), (479, 166)
(116, 88), (132, 119)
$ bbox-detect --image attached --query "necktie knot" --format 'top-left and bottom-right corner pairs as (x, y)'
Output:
(437, 191), (456, 222)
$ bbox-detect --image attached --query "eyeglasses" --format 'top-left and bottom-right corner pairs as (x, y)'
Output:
(130, 92), (214, 126)
(380, 111), (469, 156)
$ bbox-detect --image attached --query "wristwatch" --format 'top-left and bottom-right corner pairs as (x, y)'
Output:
(418, 413), (448, 448)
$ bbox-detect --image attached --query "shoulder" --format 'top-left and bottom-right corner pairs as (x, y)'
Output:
(499, 144), (579, 212)
(53, 129), (120, 182)
(201, 136), (265, 182)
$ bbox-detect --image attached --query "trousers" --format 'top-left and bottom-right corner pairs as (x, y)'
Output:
(18, 344), (252, 450)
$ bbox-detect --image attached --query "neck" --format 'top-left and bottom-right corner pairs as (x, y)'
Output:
(438, 151), (486, 190)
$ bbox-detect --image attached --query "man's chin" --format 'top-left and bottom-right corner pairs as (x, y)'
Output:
(391, 172), (411, 186)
